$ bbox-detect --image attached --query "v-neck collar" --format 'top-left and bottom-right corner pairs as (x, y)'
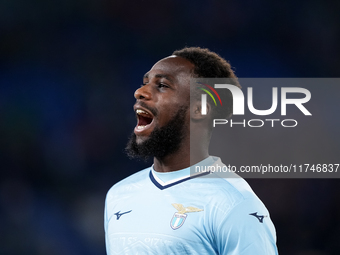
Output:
(149, 156), (216, 190)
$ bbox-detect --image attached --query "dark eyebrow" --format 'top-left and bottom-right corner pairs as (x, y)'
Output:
(143, 73), (174, 83)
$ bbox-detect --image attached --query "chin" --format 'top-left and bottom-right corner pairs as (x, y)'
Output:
(135, 135), (149, 144)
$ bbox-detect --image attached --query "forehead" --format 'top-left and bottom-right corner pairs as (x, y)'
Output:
(145, 56), (194, 82)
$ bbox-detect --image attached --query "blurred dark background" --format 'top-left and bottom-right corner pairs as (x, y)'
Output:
(0, 0), (339, 254)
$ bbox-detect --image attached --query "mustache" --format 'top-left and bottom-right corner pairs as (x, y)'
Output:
(135, 101), (158, 116)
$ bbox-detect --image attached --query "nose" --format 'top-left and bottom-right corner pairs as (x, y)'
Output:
(134, 84), (152, 100)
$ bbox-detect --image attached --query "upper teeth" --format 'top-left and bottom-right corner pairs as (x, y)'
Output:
(136, 109), (148, 115)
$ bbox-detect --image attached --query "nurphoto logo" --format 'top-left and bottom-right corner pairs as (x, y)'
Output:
(199, 82), (312, 128)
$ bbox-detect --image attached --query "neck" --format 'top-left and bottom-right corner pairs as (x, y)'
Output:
(152, 136), (209, 173)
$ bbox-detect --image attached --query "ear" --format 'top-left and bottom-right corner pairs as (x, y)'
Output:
(191, 100), (211, 120)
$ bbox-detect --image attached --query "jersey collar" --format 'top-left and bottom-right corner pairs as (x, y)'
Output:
(149, 156), (216, 190)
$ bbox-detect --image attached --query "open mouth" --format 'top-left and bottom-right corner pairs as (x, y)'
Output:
(135, 108), (154, 133)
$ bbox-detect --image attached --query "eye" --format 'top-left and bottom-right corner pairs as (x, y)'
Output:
(158, 83), (169, 88)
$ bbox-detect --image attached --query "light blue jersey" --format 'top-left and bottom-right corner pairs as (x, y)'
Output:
(105, 156), (278, 254)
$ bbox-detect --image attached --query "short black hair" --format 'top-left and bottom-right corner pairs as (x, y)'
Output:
(173, 47), (241, 119)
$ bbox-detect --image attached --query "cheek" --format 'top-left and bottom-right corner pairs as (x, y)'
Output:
(154, 101), (173, 122)
(157, 107), (175, 125)
(179, 89), (191, 106)
(155, 91), (190, 124)
(156, 105), (179, 125)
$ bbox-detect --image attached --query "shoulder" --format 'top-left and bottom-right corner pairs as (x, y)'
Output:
(193, 156), (265, 211)
(194, 171), (263, 211)
(201, 175), (277, 253)
(106, 167), (151, 199)
(218, 174), (261, 203)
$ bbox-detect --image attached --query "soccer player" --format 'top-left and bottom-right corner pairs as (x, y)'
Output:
(104, 47), (278, 254)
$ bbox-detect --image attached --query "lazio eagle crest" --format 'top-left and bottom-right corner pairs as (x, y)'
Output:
(170, 203), (203, 230)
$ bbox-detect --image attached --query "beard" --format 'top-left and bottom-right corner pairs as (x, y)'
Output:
(125, 106), (188, 161)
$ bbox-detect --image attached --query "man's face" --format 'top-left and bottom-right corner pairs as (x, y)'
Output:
(126, 56), (194, 159)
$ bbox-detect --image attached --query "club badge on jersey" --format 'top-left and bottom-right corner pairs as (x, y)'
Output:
(170, 203), (203, 230)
